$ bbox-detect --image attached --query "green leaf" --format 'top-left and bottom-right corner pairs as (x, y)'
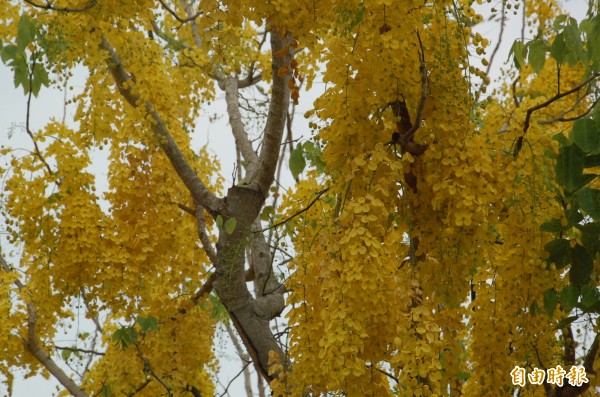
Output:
(509, 40), (527, 70)
(289, 143), (306, 179)
(565, 205), (583, 227)
(553, 14), (572, 29)
(553, 131), (570, 146)
(16, 15), (35, 51)
(583, 16), (600, 71)
(0, 45), (17, 63)
(136, 316), (158, 332)
(260, 205), (274, 221)
(31, 63), (49, 97)
(572, 118), (600, 153)
(579, 189), (600, 220)
(208, 293), (229, 322)
(529, 300), (541, 316)
(577, 222), (600, 255)
(540, 219), (564, 233)
(543, 288), (559, 316)
(61, 348), (72, 361)
(112, 326), (137, 350)
(550, 32), (567, 64)
(544, 239), (571, 269)
(560, 285), (579, 313)
(224, 218), (237, 235)
(554, 315), (579, 330)
(584, 154), (600, 168)
(563, 25), (585, 65)
(216, 215), (223, 229)
(527, 39), (547, 73)
(12, 57), (29, 91)
(100, 384), (113, 397)
(555, 144), (595, 194)
(569, 244), (593, 285)
(302, 141), (326, 173)
(580, 285), (600, 311)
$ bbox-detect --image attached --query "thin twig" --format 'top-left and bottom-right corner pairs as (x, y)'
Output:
(128, 379), (152, 397)
(195, 202), (218, 264)
(373, 366), (399, 383)
(519, 72), (600, 145)
(24, 0), (97, 12)
(133, 343), (172, 397)
(101, 35), (221, 212)
(540, 94), (600, 124)
(400, 30), (428, 145)
(25, 53), (55, 176)
(218, 361), (252, 397)
(1, 252), (90, 397)
(192, 272), (216, 304)
(484, 1), (506, 77)
(158, 0), (202, 24)
(256, 187), (329, 233)
(54, 345), (105, 356)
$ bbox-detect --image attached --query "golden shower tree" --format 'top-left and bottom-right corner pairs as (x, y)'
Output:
(1, 0), (600, 396)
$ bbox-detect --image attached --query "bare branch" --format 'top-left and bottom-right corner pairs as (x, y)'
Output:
(223, 78), (260, 167)
(218, 361), (252, 397)
(24, 0), (96, 12)
(100, 35), (221, 213)
(133, 343), (172, 396)
(54, 345), (105, 356)
(250, 29), (293, 196)
(398, 30), (428, 146)
(540, 92), (600, 124)
(179, 0), (204, 48)
(515, 72), (600, 156)
(25, 52), (55, 177)
(192, 272), (217, 304)
(196, 202), (218, 264)
(257, 187), (330, 232)
(1, 253), (88, 396)
(157, 0), (202, 24)
(237, 73), (263, 88)
(224, 321), (253, 396)
(128, 379), (151, 397)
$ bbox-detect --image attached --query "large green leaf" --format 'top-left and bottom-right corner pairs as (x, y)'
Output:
(527, 39), (548, 74)
(16, 15), (35, 51)
(136, 316), (158, 332)
(0, 44), (18, 63)
(569, 244), (593, 285)
(564, 25), (585, 65)
(224, 218), (237, 235)
(577, 222), (600, 256)
(31, 62), (49, 97)
(555, 144), (595, 193)
(289, 143), (306, 179)
(560, 284), (579, 313)
(543, 288), (559, 316)
(579, 285), (600, 312)
(509, 40), (526, 70)
(112, 326), (138, 350)
(540, 218), (565, 233)
(544, 239), (571, 269)
(571, 118), (600, 153)
(579, 188), (600, 220)
(550, 32), (567, 64)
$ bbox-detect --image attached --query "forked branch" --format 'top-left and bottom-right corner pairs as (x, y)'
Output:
(100, 35), (221, 213)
